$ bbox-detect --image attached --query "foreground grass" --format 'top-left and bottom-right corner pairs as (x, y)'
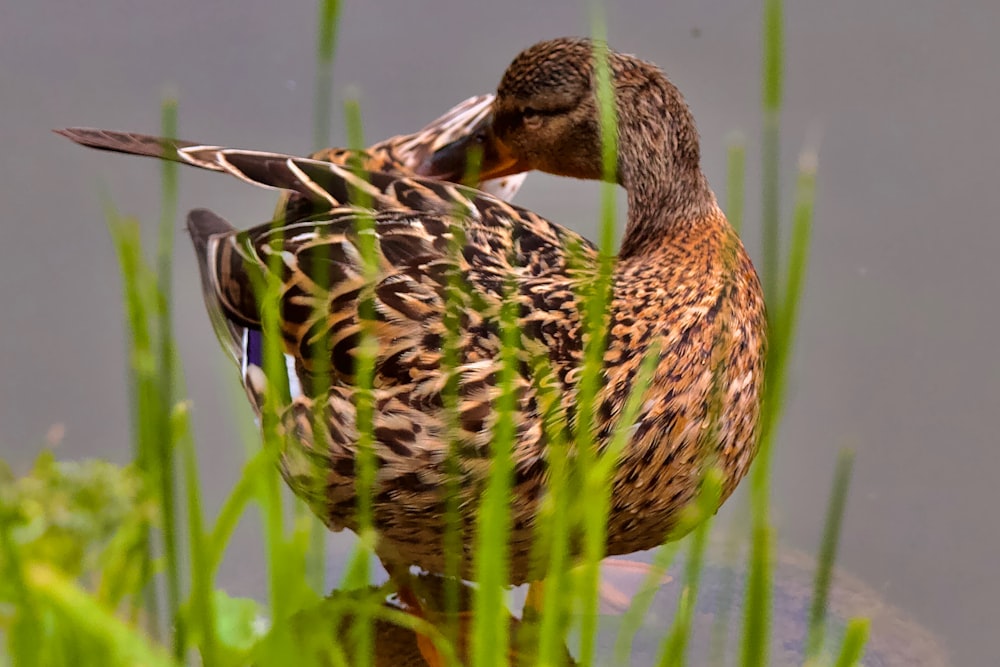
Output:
(0, 1), (868, 665)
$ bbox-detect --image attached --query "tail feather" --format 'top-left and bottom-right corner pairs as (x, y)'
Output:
(54, 127), (223, 170)
(57, 126), (371, 209)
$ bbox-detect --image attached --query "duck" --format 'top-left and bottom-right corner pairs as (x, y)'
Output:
(58, 37), (766, 594)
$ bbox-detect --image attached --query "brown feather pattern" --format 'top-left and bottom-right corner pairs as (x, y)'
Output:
(58, 40), (767, 585)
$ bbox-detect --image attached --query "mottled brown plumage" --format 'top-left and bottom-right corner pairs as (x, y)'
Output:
(57, 39), (766, 588)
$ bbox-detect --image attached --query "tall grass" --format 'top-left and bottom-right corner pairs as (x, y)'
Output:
(0, 1), (871, 665)
(303, 0), (344, 598)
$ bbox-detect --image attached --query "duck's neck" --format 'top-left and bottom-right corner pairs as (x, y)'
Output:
(614, 77), (719, 259)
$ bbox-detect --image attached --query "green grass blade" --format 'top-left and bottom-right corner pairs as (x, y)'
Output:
(726, 137), (746, 235)
(101, 99), (186, 657)
(155, 97), (185, 661)
(742, 3), (793, 663)
(527, 353), (574, 667)
(760, 0), (784, 308)
(250, 211), (296, 630)
(471, 282), (520, 667)
(0, 509), (43, 667)
(771, 148), (817, 396)
(305, 0), (343, 595)
(612, 543), (681, 662)
(176, 401), (219, 664)
(582, 344), (661, 663)
(762, 0), (784, 113)
(313, 0), (342, 150)
(740, 520), (773, 667)
(338, 97), (378, 588)
(805, 449), (854, 660)
(706, 513), (744, 666)
(206, 447), (274, 575)
(95, 493), (157, 614)
(831, 618), (869, 667)
(757, 147), (816, 462)
(575, 14), (619, 665)
(104, 208), (164, 640)
(23, 563), (179, 667)
(440, 180), (479, 651)
(656, 470), (723, 667)
(336, 96), (376, 667)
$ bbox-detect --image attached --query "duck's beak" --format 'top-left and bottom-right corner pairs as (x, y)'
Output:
(417, 127), (528, 184)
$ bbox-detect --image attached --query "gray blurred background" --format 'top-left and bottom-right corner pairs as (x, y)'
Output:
(1, 1), (996, 663)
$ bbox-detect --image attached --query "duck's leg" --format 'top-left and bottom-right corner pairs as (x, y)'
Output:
(389, 568), (470, 667)
(394, 583), (447, 667)
(519, 558), (673, 618)
(523, 579), (546, 618)
(597, 557), (673, 614)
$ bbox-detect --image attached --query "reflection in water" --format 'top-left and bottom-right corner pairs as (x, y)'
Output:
(601, 542), (951, 666)
(276, 544), (948, 666)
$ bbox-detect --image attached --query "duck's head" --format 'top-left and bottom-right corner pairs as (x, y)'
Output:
(421, 37), (705, 194)
(486, 37), (608, 181)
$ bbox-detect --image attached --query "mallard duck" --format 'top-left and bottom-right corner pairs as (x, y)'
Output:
(58, 38), (766, 590)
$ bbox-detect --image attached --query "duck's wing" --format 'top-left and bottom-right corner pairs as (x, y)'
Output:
(61, 105), (591, 477)
(187, 178), (597, 529)
(188, 165), (596, 425)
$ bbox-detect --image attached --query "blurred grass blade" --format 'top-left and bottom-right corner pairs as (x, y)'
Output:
(743, 3), (788, 664)
(612, 543), (681, 663)
(337, 97), (377, 592)
(177, 401), (219, 665)
(471, 280), (520, 667)
(314, 0), (342, 150)
(102, 98), (187, 658)
(575, 13), (619, 665)
(105, 207), (168, 644)
(726, 136), (746, 235)
(527, 353), (574, 667)
(707, 512), (744, 666)
(305, 0), (344, 595)
(656, 470), (723, 667)
(770, 148), (817, 406)
(761, 0), (784, 308)
(96, 494), (157, 615)
(155, 97), (184, 660)
(740, 520), (773, 667)
(832, 619), (869, 667)
(336, 96), (376, 667)
(441, 189), (478, 649)
(23, 563), (179, 667)
(251, 204), (297, 630)
(0, 511), (43, 666)
(205, 446), (274, 575)
(805, 449), (854, 660)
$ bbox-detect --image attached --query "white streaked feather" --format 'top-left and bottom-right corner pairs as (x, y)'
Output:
(285, 353), (303, 400)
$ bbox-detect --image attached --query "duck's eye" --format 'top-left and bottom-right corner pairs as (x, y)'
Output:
(521, 107), (544, 129)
